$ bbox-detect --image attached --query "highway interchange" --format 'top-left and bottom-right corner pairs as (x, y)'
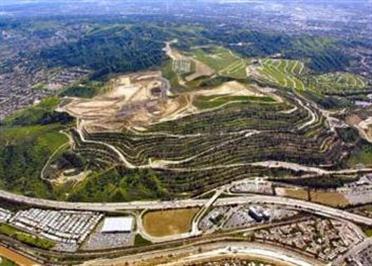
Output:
(1, 186), (372, 226)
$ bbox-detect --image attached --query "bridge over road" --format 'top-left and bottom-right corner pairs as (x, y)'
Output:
(1, 190), (372, 226)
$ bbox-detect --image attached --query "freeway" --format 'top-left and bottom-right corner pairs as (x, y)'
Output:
(1, 190), (372, 226)
(0, 189), (207, 211)
(82, 241), (324, 266)
(216, 196), (372, 226)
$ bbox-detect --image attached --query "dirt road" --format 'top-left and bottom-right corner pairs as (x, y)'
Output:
(0, 245), (40, 266)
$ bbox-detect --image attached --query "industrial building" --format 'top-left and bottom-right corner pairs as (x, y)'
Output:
(101, 217), (134, 233)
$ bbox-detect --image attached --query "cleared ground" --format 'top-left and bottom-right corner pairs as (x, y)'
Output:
(60, 71), (171, 132)
(275, 187), (309, 201)
(142, 208), (199, 237)
(310, 191), (349, 207)
(165, 41), (214, 82)
(61, 73), (274, 133)
(0, 246), (40, 266)
(275, 187), (350, 207)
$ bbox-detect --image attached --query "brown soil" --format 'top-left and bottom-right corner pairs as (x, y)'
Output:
(185, 59), (215, 81)
(275, 187), (309, 201)
(310, 190), (350, 207)
(0, 245), (40, 266)
(142, 208), (199, 237)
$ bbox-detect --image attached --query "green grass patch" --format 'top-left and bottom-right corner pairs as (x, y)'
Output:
(347, 143), (372, 167)
(0, 124), (68, 150)
(0, 223), (55, 249)
(308, 72), (367, 94)
(161, 60), (183, 90)
(361, 226), (372, 237)
(67, 167), (169, 202)
(59, 81), (104, 98)
(258, 58), (306, 91)
(193, 46), (247, 79)
(273, 175), (358, 189)
(134, 234), (152, 246)
(0, 256), (16, 266)
(2, 97), (72, 127)
(0, 124), (69, 198)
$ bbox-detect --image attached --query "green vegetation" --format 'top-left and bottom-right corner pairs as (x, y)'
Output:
(0, 16), (366, 202)
(60, 81), (104, 98)
(193, 47), (247, 79)
(306, 72), (368, 94)
(134, 234), (152, 246)
(2, 97), (72, 127)
(258, 58), (305, 91)
(300, 89), (351, 109)
(161, 60), (183, 90)
(0, 96), (71, 198)
(198, 76), (235, 88)
(172, 59), (193, 74)
(68, 167), (169, 202)
(336, 127), (360, 144)
(347, 143), (372, 167)
(361, 226), (372, 237)
(273, 175), (359, 189)
(75, 86), (341, 196)
(0, 257), (16, 266)
(43, 150), (86, 183)
(0, 125), (67, 152)
(202, 28), (351, 73)
(40, 24), (166, 79)
(0, 223), (55, 249)
(0, 124), (68, 197)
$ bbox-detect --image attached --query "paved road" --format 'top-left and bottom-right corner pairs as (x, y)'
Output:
(216, 196), (372, 226)
(1, 190), (372, 226)
(332, 238), (372, 266)
(0, 189), (207, 211)
(192, 186), (226, 234)
(82, 241), (324, 266)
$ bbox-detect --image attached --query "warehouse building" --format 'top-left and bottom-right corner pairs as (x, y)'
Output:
(100, 216), (134, 233)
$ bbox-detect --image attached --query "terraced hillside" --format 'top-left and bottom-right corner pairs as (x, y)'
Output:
(1, 31), (370, 202)
(34, 41), (370, 202)
(192, 47), (248, 79)
(249, 58), (306, 91)
(62, 70), (351, 199)
(307, 72), (368, 94)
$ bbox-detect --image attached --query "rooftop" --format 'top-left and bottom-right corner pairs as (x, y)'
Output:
(101, 217), (134, 233)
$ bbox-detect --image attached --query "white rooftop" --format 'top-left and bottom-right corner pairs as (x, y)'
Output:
(101, 217), (134, 233)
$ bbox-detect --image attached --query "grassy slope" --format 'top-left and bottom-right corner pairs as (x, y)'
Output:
(67, 167), (169, 202)
(0, 97), (70, 198)
(59, 80), (105, 98)
(309, 72), (368, 94)
(347, 143), (372, 167)
(0, 223), (55, 249)
(0, 257), (16, 266)
(193, 47), (247, 79)
(0, 124), (68, 197)
(258, 58), (305, 91)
